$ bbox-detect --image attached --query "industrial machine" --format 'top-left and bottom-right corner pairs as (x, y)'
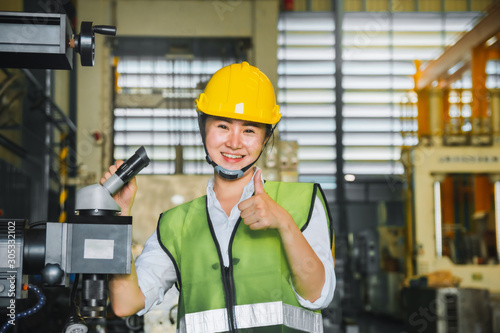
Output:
(403, 287), (491, 333)
(402, 9), (500, 291)
(0, 146), (150, 333)
(407, 146), (500, 286)
(399, 3), (500, 331)
(0, 11), (117, 69)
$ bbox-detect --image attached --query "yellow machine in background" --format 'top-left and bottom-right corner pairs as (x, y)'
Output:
(399, 5), (500, 331)
(401, 2), (500, 291)
(405, 146), (500, 290)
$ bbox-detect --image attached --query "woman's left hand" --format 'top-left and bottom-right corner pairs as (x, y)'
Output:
(238, 169), (325, 302)
(238, 169), (293, 231)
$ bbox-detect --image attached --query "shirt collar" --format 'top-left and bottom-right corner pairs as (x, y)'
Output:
(206, 166), (263, 207)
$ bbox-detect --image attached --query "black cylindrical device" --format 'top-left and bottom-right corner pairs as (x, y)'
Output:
(102, 146), (150, 195)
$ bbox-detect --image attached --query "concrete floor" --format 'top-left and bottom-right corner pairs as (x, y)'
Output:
(354, 313), (406, 333)
(324, 313), (407, 333)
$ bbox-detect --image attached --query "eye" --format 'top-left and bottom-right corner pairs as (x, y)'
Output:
(244, 128), (255, 134)
(217, 124), (228, 130)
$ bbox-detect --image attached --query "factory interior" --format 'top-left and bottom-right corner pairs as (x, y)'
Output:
(1, 0), (500, 332)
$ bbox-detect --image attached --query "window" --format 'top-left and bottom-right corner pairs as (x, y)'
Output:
(277, 11), (482, 189)
(112, 38), (249, 174)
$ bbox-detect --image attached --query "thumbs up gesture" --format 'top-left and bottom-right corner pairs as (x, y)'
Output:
(238, 169), (294, 231)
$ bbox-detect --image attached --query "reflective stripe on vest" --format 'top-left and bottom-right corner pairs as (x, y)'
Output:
(177, 302), (323, 333)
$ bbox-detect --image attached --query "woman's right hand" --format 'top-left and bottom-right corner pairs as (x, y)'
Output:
(100, 160), (138, 215)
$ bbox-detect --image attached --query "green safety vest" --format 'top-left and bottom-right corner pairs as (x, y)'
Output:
(157, 181), (333, 333)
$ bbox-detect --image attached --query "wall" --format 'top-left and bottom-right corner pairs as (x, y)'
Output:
(77, 0), (115, 181)
(0, 1), (24, 167)
(0, 1), (22, 11)
(76, 0), (279, 181)
(291, 0), (495, 11)
(131, 174), (211, 245)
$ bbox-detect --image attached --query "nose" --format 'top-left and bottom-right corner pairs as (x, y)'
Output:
(226, 130), (242, 150)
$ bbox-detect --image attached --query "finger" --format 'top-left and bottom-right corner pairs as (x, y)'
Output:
(248, 221), (267, 230)
(253, 169), (265, 195)
(123, 176), (138, 192)
(108, 160), (124, 175)
(240, 207), (257, 220)
(128, 176), (137, 188)
(109, 164), (118, 175)
(243, 214), (260, 225)
(238, 197), (255, 211)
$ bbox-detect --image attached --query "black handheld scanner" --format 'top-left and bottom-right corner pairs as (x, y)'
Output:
(103, 146), (150, 195)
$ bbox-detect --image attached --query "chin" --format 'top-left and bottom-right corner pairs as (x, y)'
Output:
(220, 164), (243, 172)
(217, 159), (246, 170)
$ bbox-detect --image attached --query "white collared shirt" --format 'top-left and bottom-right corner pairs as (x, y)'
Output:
(135, 168), (336, 315)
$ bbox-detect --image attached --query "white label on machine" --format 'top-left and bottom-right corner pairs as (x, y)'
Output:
(84, 239), (115, 259)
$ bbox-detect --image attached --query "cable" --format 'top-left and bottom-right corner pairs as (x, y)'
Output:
(168, 304), (178, 325)
(0, 284), (46, 333)
(70, 274), (79, 307)
(125, 315), (143, 331)
(28, 221), (47, 228)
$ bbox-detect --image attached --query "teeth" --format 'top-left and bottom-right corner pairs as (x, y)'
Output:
(222, 152), (243, 159)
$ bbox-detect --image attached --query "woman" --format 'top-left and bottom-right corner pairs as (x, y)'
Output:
(104, 62), (335, 332)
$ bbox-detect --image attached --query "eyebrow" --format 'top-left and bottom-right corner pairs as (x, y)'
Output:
(213, 117), (262, 128)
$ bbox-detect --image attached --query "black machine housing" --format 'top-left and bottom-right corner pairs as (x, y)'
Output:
(0, 11), (116, 69)
(0, 146), (149, 320)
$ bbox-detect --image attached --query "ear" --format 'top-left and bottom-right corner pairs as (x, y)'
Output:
(263, 124), (275, 145)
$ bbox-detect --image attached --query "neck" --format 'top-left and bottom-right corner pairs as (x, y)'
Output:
(213, 167), (254, 200)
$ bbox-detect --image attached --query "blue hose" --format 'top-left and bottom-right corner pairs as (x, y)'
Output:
(0, 284), (46, 333)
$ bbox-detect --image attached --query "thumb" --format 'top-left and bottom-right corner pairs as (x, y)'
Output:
(254, 169), (265, 194)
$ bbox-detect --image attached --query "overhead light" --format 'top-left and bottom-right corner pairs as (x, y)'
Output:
(447, 61), (464, 75)
(486, 35), (498, 47)
(171, 194), (185, 205)
(345, 174), (355, 182)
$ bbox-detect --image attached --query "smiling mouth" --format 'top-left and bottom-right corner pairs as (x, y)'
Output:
(221, 152), (244, 159)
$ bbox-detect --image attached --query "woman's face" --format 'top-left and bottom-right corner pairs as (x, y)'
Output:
(205, 116), (267, 177)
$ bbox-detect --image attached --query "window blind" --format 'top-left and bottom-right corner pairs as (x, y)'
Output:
(114, 57), (237, 174)
(277, 11), (482, 190)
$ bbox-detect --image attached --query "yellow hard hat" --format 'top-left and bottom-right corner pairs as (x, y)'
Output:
(195, 62), (280, 125)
